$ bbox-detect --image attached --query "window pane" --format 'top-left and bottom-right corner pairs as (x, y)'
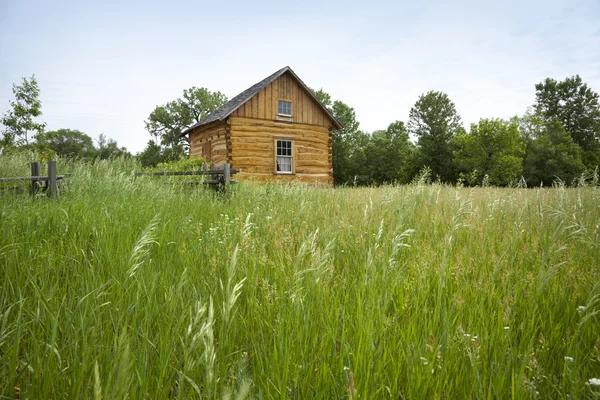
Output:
(276, 140), (293, 172)
(277, 156), (292, 172)
(278, 100), (291, 115)
(277, 140), (292, 156)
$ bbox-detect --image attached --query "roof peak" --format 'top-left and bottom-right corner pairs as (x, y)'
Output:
(181, 66), (342, 136)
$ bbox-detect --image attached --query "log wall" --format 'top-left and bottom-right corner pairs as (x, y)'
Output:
(189, 121), (229, 166)
(229, 117), (332, 184)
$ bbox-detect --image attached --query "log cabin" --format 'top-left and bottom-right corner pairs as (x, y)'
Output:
(180, 66), (342, 184)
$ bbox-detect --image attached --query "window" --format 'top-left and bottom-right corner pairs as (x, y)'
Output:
(276, 139), (293, 173)
(278, 100), (292, 116)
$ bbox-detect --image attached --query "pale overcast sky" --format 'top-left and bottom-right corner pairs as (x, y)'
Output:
(1, 0), (599, 153)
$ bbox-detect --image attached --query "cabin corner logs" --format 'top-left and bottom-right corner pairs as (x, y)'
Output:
(186, 68), (338, 185)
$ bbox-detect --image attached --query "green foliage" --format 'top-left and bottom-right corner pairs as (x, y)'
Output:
(37, 128), (96, 159)
(408, 91), (463, 182)
(145, 87), (228, 150)
(96, 133), (131, 159)
(150, 156), (207, 172)
(454, 118), (526, 186)
(364, 121), (416, 185)
(520, 113), (586, 186)
(1, 75), (46, 148)
(1, 155), (599, 398)
(313, 88), (365, 185)
(534, 75), (600, 168)
(138, 140), (163, 168)
(137, 139), (187, 168)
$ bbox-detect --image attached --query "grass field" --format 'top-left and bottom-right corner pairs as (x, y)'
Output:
(1, 156), (600, 398)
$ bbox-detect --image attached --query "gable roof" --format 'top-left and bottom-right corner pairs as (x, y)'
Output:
(180, 66), (343, 137)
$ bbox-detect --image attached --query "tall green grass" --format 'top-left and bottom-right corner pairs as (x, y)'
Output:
(1, 155), (599, 398)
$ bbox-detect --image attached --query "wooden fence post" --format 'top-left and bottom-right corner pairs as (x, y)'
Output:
(31, 161), (40, 196)
(223, 163), (230, 188)
(47, 160), (57, 199)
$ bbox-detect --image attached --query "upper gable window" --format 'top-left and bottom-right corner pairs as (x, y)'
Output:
(278, 100), (292, 116)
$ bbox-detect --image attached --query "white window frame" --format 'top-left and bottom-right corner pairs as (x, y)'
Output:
(275, 139), (293, 174)
(278, 100), (292, 117)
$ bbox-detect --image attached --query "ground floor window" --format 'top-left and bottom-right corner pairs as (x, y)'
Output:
(276, 139), (293, 173)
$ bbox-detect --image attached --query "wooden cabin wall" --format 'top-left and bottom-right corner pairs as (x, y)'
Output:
(228, 117), (332, 184)
(231, 72), (334, 128)
(189, 121), (229, 165)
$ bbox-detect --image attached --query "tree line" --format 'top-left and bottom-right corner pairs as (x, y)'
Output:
(315, 75), (599, 187)
(0, 76), (130, 160)
(2, 74), (599, 187)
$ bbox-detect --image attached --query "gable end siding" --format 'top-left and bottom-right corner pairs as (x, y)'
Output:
(232, 72), (334, 127)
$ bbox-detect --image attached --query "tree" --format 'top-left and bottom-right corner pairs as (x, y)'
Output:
(534, 75), (600, 168)
(519, 112), (585, 186)
(1, 75), (46, 148)
(38, 129), (96, 158)
(313, 88), (363, 185)
(408, 91), (463, 182)
(145, 87), (227, 155)
(96, 134), (131, 159)
(364, 121), (416, 185)
(453, 118), (525, 186)
(138, 140), (163, 168)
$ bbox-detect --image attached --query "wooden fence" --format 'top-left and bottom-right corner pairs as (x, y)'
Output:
(0, 161), (63, 198)
(0, 162), (238, 199)
(135, 163), (239, 190)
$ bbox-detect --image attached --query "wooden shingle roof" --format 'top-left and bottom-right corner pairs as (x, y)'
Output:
(181, 66), (342, 136)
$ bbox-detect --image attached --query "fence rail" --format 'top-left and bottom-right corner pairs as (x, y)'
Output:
(0, 161), (61, 198)
(1, 162), (238, 198)
(0, 175), (66, 182)
(135, 163), (238, 190)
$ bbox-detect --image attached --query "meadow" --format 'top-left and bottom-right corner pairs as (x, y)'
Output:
(1, 155), (599, 399)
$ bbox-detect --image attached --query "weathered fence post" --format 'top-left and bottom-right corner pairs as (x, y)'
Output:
(31, 161), (40, 196)
(47, 160), (57, 199)
(223, 163), (230, 188)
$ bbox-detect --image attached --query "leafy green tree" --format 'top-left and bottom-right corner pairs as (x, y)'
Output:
(454, 118), (525, 186)
(313, 88), (363, 185)
(1, 75), (46, 148)
(138, 140), (163, 168)
(534, 75), (600, 168)
(38, 129), (96, 158)
(519, 112), (585, 186)
(145, 87), (227, 154)
(408, 91), (463, 182)
(364, 121), (416, 185)
(96, 134), (131, 159)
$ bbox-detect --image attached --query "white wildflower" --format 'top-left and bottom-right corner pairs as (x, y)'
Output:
(588, 378), (600, 386)
(504, 326), (510, 330)
(564, 356), (573, 362)
(343, 366), (350, 371)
